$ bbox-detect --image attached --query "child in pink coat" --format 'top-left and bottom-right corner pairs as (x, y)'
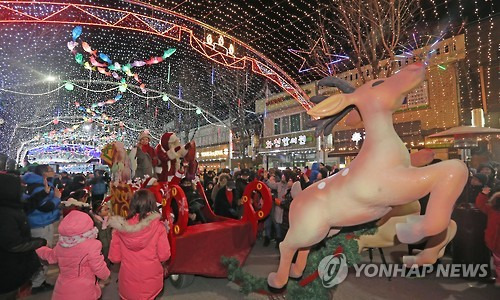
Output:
(36, 210), (110, 300)
(109, 189), (170, 300)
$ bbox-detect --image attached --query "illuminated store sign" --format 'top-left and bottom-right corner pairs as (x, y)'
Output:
(264, 133), (314, 149)
(199, 148), (229, 157)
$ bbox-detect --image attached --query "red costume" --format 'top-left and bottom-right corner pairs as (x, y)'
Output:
(155, 132), (190, 182)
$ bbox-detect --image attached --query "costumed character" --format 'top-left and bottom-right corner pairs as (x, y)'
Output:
(100, 142), (131, 183)
(129, 130), (158, 179)
(184, 141), (198, 181)
(155, 132), (194, 184)
(267, 62), (468, 290)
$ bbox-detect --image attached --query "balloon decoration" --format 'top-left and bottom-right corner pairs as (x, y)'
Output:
(67, 26), (177, 117)
(64, 82), (74, 91)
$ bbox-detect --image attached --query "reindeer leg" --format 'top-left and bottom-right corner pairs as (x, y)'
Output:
(267, 240), (298, 289)
(403, 220), (457, 266)
(268, 224), (330, 289)
(290, 249), (310, 279)
(396, 160), (467, 244)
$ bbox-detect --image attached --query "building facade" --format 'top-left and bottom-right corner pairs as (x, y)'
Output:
(256, 35), (470, 167)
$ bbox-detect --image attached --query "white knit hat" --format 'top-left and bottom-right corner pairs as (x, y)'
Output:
(139, 130), (151, 141)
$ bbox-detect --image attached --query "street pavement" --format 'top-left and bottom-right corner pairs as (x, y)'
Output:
(27, 238), (499, 299)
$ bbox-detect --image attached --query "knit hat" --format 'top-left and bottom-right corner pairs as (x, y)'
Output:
(473, 173), (488, 186)
(139, 130), (151, 141)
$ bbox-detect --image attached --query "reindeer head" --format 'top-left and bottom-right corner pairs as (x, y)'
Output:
(308, 62), (426, 136)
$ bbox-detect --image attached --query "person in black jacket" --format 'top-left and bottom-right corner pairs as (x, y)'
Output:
(0, 173), (46, 299)
(61, 174), (86, 200)
(214, 179), (241, 219)
(235, 168), (250, 199)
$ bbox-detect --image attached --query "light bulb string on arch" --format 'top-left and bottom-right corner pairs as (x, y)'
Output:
(11, 115), (163, 152)
(0, 0), (312, 110)
(0, 78), (229, 128)
(15, 116), (161, 138)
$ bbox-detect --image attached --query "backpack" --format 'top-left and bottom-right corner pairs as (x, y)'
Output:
(92, 181), (107, 195)
(22, 183), (48, 214)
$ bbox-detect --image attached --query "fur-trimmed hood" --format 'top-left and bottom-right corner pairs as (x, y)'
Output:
(109, 212), (163, 251)
(61, 198), (90, 208)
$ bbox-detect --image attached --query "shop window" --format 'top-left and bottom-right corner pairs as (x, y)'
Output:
(301, 112), (311, 130)
(274, 118), (280, 135)
(290, 113), (301, 132)
(281, 116), (290, 134)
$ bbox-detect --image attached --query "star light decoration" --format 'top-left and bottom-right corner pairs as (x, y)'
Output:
(288, 38), (349, 76)
(351, 132), (363, 145)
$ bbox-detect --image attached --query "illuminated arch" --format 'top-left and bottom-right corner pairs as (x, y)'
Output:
(24, 143), (101, 164)
(0, 0), (312, 110)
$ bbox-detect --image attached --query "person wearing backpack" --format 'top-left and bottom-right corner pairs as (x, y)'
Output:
(90, 171), (107, 211)
(22, 165), (61, 293)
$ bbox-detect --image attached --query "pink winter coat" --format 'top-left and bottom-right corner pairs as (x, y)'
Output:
(36, 211), (110, 300)
(109, 212), (170, 300)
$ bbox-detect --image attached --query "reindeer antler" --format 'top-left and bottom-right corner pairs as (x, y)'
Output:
(307, 77), (356, 137)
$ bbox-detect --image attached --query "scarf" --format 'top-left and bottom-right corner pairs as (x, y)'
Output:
(59, 227), (99, 248)
(93, 215), (110, 230)
(226, 189), (233, 206)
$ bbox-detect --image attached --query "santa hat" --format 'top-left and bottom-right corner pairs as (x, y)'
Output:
(160, 132), (180, 147)
(139, 130), (152, 141)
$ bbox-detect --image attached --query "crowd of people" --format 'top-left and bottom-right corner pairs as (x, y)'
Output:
(0, 165), (171, 299)
(0, 155), (499, 298)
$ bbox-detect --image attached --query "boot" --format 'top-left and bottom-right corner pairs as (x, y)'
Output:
(263, 236), (270, 247)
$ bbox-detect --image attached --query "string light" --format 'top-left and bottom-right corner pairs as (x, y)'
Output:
(0, 0), (496, 163)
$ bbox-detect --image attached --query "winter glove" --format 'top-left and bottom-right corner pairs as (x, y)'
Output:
(9, 237), (47, 253)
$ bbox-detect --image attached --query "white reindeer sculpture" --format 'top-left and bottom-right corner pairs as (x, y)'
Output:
(267, 62), (468, 290)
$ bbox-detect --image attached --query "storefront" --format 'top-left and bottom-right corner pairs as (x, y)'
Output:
(196, 144), (229, 171)
(328, 121), (427, 165)
(259, 130), (317, 169)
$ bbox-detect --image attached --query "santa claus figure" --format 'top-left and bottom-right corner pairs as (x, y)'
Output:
(156, 132), (192, 183)
(130, 130), (158, 179)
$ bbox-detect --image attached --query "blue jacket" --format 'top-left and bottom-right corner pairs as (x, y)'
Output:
(22, 172), (61, 228)
(309, 162), (320, 182)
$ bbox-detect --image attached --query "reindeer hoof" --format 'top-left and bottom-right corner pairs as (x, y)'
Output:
(402, 255), (418, 267)
(396, 222), (425, 244)
(267, 272), (287, 292)
(267, 283), (287, 294)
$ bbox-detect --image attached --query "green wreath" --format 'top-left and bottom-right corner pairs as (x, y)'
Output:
(222, 223), (377, 300)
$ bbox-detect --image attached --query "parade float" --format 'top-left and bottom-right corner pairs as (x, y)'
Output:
(100, 133), (273, 288)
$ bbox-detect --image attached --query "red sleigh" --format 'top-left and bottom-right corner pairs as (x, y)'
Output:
(106, 179), (272, 288)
